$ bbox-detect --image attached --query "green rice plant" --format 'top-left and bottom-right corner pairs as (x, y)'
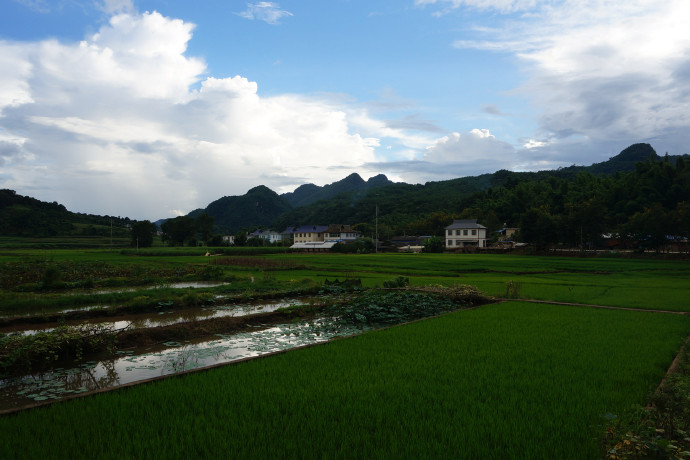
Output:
(504, 279), (521, 298)
(603, 342), (690, 459)
(1, 302), (687, 459)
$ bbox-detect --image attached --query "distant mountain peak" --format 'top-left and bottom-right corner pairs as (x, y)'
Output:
(281, 172), (391, 208)
(612, 143), (657, 162)
(367, 174), (390, 186)
(341, 173), (365, 184)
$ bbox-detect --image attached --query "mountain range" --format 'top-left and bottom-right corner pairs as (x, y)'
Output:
(3, 142), (684, 239)
(187, 143), (669, 234)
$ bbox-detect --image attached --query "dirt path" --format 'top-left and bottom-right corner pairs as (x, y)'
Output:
(496, 298), (690, 315)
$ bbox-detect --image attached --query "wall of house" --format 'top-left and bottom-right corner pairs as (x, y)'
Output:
(294, 232), (324, 244)
(445, 228), (488, 248)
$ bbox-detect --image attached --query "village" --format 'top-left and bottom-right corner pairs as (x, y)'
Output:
(225, 220), (521, 253)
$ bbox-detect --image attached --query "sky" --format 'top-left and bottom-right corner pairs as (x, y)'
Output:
(1, 0), (689, 220)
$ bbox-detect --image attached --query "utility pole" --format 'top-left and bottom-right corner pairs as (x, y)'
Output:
(375, 202), (378, 253)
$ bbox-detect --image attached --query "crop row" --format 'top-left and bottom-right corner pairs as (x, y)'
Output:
(2, 301), (688, 458)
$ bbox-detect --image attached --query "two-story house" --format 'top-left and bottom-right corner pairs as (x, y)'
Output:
(324, 224), (358, 242)
(248, 229), (283, 244)
(445, 219), (488, 249)
(290, 225), (329, 244)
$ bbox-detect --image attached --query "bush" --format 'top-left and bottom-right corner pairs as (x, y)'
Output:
(505, 280), (521, 299)
(41, 266), (65, 290)
(383, 276), (410, 288)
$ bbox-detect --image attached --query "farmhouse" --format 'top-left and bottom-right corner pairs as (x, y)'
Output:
(324, 224), (358, 242)
(495, 227), (519, 248)
(248, 229), (282, 244)
(289, 225), (329, 244)
(445, 219), (488, 249)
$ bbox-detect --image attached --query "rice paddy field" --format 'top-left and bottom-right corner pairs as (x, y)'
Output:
(1, 249), (690, 458)
(2, 302), (688, 458)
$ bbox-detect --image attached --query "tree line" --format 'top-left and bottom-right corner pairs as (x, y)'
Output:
(138, 152), (689, 252)
(371, 154), (689, 252)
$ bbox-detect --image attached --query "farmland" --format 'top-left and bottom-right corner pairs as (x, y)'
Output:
(1, 249), (689, 458)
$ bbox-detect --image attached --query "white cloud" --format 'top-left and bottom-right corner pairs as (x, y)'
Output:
(0, 44), (34, 114)
(447, 0), (690, 158)
(100, 0), (134, 15)
(362, 128), (518, 183)
(0, 10), (385, 219)
(423, 129), (515, 163)
(415, 0), (543, 13)
(11, 0), (51, 13)
(237, 2), (293, 25)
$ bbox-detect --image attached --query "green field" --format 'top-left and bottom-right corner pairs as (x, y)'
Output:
(3, 251), (690, 314)
(1, 302), (688, 458)
(1, 250), (689, 458)
(262, 253), (690, 311)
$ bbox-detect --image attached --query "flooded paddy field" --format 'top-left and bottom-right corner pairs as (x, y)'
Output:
(0, 316), (367, 412)
(0, 284), (488, 412)
(0, 298), (303, 336)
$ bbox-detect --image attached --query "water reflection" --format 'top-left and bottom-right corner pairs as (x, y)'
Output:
(0, 318), (367, 412)
(1, 299), (302, 336)
(88, 281), (230, 295)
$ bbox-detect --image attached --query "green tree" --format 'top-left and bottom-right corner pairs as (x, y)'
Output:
(622, 204), (670, 253)
(519, 207), (559, 251)
(130, 220), (157, 248)
(422, 236), (445, 253)
(161, 216), (196, 246)
(234, 231), (247, 247)
(196, 213), (214, 244)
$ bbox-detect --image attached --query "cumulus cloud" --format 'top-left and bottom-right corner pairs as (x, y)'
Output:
(237, 2), (293, 25)
(447, 0), (690, 159)
(0, 10), (383, 219)
(364, 128), (518, 182)
(424, 129), (515, 162)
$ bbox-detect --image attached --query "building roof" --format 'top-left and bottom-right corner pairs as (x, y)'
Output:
(248, 229), (280, 237)
(282, 225), (329, 234)
(327, 224), (355, 233)
(290, 241), (338, 249)
(445, 219), (487, 230)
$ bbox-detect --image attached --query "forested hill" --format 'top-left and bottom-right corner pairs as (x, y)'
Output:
(4, 143), (688, 245)
(281, 173), (394, 207)
(191, 173), (395, 233)
(268, 143), (690, 251)
(0, 189), (131, 237)
(188, 185), (292, 233)
(269, 143), (679, 235)
(202, 144), (661, 233)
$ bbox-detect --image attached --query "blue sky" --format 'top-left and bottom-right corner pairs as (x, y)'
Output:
(1, 0), (689, 219)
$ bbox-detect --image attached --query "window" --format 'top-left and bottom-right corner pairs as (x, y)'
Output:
(455, 229), (461, 236)
(448, 240), (454, 246)
(463, 229), (468, 236)
(471, 229), (476, 236)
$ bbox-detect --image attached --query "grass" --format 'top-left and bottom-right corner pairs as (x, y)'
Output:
(1, 249), (689, 458)
(1, 302), (688, 459)
(264, 253), (690, 311)
(2, 250), (689, 317)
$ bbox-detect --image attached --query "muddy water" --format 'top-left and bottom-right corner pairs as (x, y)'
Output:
(0, 318), (367, 412)
(0, 298), (304, 336)
(86, 281), (230, 295)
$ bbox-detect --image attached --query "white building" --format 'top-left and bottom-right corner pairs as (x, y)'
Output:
(445, 219), (488, 249)
(248, 229), (283, 244)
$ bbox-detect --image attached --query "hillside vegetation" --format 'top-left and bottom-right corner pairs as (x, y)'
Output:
(3, 143), (689, 251)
